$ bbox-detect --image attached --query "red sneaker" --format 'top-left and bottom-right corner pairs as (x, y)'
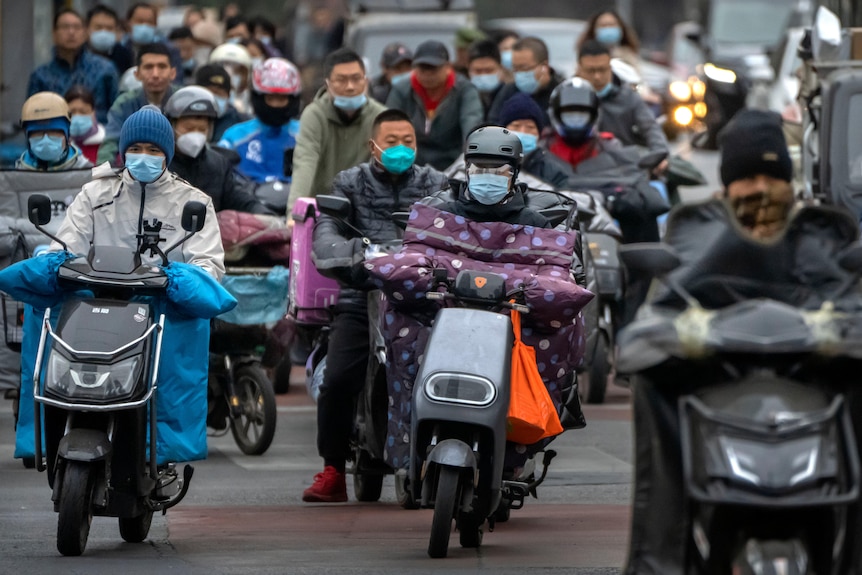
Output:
(302, 466), (348, 503)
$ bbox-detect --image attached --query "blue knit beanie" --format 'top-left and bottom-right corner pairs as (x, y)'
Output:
(498, 92), (545, 133)
(119, 105), (175, 163)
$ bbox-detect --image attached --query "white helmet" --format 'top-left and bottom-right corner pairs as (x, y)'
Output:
(610, 58), (641, 87)
(209, 43), (252, 69)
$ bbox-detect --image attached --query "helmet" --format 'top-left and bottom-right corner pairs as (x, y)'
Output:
(21, 92), (70, 124)
(252, 58), (301, 95)
(119, 67), (143, 93)
(610, 58), (641, 87)
(464, 126), (523, 171)
(164, 86), (218, 120)
(208, 43), (252, 69)
(548, 77), (599, 145)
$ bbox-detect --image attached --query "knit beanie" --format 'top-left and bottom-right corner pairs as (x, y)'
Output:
(498, 92), (545, 133)
(719, 109), (792, 187)
(119, 105), (175, 163)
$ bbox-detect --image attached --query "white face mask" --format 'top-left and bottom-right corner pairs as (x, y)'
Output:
(176, 131), (207, 158)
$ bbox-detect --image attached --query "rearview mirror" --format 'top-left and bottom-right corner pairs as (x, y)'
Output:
(619, 242), (681, 275)
(181, 201), (207, 233)
(28, 194), (52, 226)
(316, 195), (351, 219)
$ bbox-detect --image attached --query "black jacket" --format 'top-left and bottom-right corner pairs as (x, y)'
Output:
(487, 69), (565, 130)
(170, 146), (271, 214)
(312, 161), (450, 307)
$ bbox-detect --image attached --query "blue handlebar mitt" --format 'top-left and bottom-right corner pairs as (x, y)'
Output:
(162, 262), (238, 319)
(0, 251), (76, 309)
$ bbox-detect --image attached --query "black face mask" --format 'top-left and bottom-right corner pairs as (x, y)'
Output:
(251, 92), (300, 127)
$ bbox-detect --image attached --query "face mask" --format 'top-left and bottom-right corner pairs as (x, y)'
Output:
(596, 82), (614, 99)
(332, 93), (367, 112)
(561, 111), (592, 129)
(471, 73), (501, 93)
(501, 50), (513, 71)
(375, 143), (415, 174)
(131, 24), (156, 45)
(183, 58), (197, 71)
(69, 114), (94, 137)
(468, 173), (511, 205)
(390, 71), (411, 86)
(226, 36), (243, 44)
(514, 70), (540, 95)
(596, 26), (623, 46)
(89, 29), (116, 52)
(125, 152), (165, 183)
(29, 134), (66, 163)
(514, 131), (538, 155)
(176, 131), (207, 158)
(230, 74), (243, 91)
(214, 96), (229, 117)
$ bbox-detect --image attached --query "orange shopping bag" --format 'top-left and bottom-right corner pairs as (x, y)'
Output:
(506, 308), (564, 444)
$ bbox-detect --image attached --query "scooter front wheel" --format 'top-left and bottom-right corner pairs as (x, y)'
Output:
(428, 466), (460, 558)
(119, 510), (153, 543)
(57, 461), (94, 556)
(230, 365), (277, 455)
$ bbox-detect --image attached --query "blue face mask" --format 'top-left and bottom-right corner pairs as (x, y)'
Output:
(501, 50), (513, 71)
(471, 73), (501, 93)
(332, 93), (367, 112)
(214, 96), (229, 118)
(131, 24), (156, 45)
(29, 134), (67, 163)
(514, 131), (538, 155)
(125, 153), (165, 183)
(89, 29), (116, 52)
(183, 58), (196, 70)
(596, 26), (623, 46)
(468, 173), (511, 205)
(69, 114), (94, 137)
(376, 143), (415, 174)
(390, 71), (411, 87)
(226, 36), (242, 44)
(514, 70), (540, 95)
(596, 82), (614, 99)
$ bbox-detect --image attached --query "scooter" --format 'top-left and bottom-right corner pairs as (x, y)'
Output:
(618, 239), (862, 574)
(25, 194), (205, 556)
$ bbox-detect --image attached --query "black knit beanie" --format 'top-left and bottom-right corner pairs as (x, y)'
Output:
(719, 109), (792, 187)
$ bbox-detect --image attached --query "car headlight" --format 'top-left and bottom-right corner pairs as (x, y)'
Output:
(703, 63), (737, 84)
(718, 434), (822, 489)
(46, 353), (142, 401)
(425, 373), (496, 406)
(691, 79), (706, 99)
(673, 105), (695, 127)
(669, 80), (692, 101)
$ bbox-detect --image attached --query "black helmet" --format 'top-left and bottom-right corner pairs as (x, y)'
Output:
(464, 126), (523, 176)
(164, 86), (218, 120)
(548, 77), (599, 145)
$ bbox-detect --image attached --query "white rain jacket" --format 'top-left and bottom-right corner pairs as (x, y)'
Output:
(51, 162), (225, 280)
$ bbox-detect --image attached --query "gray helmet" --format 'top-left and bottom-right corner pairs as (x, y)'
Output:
(164, 86), (218, 120)
(464, 126), (523, 179)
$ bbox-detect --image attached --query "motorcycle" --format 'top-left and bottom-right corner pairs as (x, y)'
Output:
(23, 194), (209, 556)
(617, 230), (862, 574)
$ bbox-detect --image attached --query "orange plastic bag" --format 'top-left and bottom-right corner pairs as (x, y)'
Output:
(506, 308), (564, 444)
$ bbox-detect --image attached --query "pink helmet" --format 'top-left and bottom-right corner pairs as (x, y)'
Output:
(252, 58), (302, 95)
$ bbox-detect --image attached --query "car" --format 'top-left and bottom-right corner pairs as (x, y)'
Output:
(344, 1), (476, 78)
(481, 17), (586, 79)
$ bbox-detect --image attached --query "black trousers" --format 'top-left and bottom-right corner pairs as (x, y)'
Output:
(316, 306), (370, 466)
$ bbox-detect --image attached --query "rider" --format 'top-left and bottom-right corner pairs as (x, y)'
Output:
(16, 92), (92, 171)
(439, 126), (549, 227)
(303, 109), (450, 503)
(217, 57), (301, 185)
(164, 85), (272, 214)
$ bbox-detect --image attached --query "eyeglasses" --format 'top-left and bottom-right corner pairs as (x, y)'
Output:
(328, 74), (366, 88)
(466, 162), (514, 177)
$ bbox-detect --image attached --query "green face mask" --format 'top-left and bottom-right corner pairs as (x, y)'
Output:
(375, 143), (416, 174)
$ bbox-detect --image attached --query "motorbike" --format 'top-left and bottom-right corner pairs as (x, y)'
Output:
(617, 235), (862, 574)
(23, 194), (207, 556)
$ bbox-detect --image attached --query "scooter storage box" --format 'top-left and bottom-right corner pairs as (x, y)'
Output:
(288, 198), (339, 325)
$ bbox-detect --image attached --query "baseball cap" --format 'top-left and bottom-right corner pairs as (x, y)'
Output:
(413, 40), (450, 67)
(381, 42), (413, 68)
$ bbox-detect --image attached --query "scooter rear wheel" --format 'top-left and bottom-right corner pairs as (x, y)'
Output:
(353, 450), (384, 502)
(57, 461), (94, 556)
(428, 466), (460, 558)
(119, 510), (153, 543)
(230, 365), (277, 455)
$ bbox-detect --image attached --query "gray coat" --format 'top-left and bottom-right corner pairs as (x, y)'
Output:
(385, 74), (484, 171)
(596, 77), (669, 155)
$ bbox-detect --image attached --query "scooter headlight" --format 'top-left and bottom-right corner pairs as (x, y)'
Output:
(703, 63), (737, 84)
(46, 353), (142, 401)
(669, 80), (692, 102)
(718, 434), (822, 489)
(425, 373), (496, 406)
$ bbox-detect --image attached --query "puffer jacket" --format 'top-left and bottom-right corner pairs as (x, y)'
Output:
(51, 162), (225, 280)
(311, 161), (449, 307)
